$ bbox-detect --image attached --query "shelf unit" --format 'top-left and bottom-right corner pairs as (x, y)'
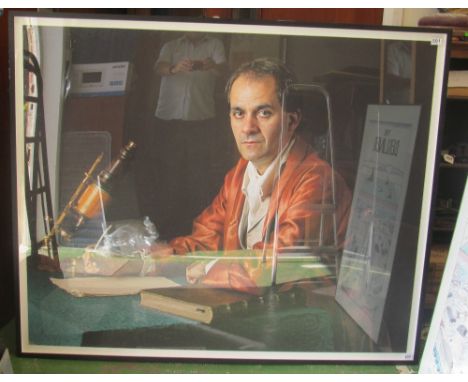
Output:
(447, 42), (468, 98)
(426, 40), (468, 308)
(440, 162), (468, 169)
(437, 40), (468, 226)
(450, 40), (468, 59)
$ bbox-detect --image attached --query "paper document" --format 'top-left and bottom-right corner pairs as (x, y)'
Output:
(50, 276), (180, 297)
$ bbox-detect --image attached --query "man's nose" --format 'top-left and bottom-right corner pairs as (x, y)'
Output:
(241, 114), (259, 134)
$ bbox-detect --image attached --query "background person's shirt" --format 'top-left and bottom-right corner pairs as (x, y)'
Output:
(155, 35), (226, 121)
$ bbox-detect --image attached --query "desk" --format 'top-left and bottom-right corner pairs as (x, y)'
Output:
(19, 251), (399, 364)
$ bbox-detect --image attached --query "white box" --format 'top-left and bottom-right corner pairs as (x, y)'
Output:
(70, 61), (131, 96)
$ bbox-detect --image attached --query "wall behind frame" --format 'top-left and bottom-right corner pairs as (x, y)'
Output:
(0, 9), (17, 327)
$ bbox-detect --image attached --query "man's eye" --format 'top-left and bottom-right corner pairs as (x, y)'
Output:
(231, 110), (243, 118)
(258, 109), (272, 118)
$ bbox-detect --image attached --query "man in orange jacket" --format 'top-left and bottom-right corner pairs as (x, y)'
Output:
(152, 58), (351, 291)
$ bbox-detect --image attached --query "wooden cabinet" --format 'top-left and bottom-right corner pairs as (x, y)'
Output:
(257, 8), (383, 25)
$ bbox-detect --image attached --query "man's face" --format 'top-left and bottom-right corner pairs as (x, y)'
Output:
(229, 74), (300, 174)
(185, 32), (204, 43)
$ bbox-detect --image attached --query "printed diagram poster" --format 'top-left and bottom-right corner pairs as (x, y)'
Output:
(420, 177), (468, 374)
(335, 105), (421, 342)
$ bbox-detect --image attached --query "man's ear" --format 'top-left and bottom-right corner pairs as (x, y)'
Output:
(287, 110), (302, 132)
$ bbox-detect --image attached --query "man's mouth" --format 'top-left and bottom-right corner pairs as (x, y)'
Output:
(242, 138), (262, 144)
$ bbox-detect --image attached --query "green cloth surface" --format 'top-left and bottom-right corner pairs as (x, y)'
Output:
(27, 249), (335, 348)
(26, 256), (333, 350)
(18, 248), (401, 366)
(27, 256), (190, 346)
(1, 320), (404, 373)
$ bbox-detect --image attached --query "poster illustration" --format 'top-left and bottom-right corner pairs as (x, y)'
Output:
(335, 105), (421, 342)
(420, 177), (468, 373)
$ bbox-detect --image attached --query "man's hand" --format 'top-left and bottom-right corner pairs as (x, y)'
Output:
(172, 58), (193, 74)
(186, 261), (207, 284)
(201, 58), (216, 71)
(149, 242), (174, 258)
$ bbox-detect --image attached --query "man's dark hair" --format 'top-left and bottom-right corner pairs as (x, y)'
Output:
(225, 57), (301, 112)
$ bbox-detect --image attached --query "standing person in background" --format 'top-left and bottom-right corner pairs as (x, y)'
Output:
(148, 32), (227, 240)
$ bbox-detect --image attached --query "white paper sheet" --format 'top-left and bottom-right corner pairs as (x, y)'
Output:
(50, 276), (180, 297)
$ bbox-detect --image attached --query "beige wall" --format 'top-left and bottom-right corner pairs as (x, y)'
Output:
(383, 8), (438, 27)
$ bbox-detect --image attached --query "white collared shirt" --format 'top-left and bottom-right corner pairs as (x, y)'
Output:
(239, 138), (295, 249)
(155, 35), (226, 121)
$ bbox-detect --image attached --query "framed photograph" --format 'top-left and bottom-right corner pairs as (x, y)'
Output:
(10, 12), (449, 362)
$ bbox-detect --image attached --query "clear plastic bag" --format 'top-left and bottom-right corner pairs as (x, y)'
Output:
(94, 216), (159, 258)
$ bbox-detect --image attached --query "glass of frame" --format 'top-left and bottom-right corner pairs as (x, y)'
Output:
(10, 12), (449, 362)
